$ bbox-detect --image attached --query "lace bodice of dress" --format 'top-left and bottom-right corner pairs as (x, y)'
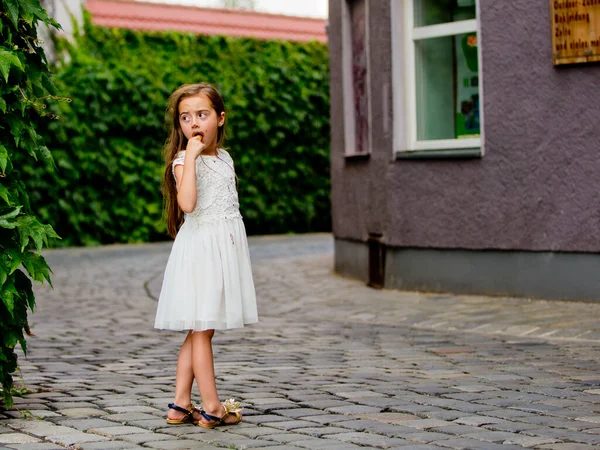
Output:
(172, 149), (242, 225)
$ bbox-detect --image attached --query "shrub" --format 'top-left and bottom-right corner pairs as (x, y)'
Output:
(0, 0), (61, 408)
(29, 13), (331, 246)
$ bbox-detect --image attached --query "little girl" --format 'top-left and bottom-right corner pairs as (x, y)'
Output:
(154, 82), (258, 428)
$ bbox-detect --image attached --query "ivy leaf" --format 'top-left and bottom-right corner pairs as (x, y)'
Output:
(2, 0), (19, 28)
(0, 267), (7, 290)
(0, 48), (23, 82)
(0, 185), (11, 206)
(38, 146), (56, 169)
(4, 249), (23, 275)
(0, 96), (6, 113)
(3, 327), (19, 347)
(17, 0), (49, 25)
(14, 269), (35, 311)
(0, 218), (18, 229)
(0, 206), (22, 221)
(0, 253), (8, 288)
(22, 252), (52, 286)
(14, 180), (30, 211)
(7, 117), (25, 147)
(2, 286), (15, 318)
(41, 72), (56, 96)
(48, 18), (62, 31)
(44, 223), (60, 244)
(0, 220), (17, 230)
(0, 144), (7, 173)
(21, 127), (39, 159)
(16, 215), (59, 253)
(0, 206), (22, 229)
(15, 215), (39, 252)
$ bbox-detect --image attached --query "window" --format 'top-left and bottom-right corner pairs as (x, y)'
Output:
(342, 0), (370, 157)
(393, 0), (482, 157)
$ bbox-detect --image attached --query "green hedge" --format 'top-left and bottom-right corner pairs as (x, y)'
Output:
(24, 13), (331, 246)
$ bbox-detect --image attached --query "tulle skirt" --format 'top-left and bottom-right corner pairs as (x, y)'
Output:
(154, 217), (258, 331)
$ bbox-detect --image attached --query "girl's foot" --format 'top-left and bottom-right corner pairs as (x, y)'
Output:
(166, 403), (202, 424)
(198, 401), (243, 428)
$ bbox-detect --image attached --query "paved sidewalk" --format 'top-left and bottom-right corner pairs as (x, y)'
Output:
(1, 233), (600, 450)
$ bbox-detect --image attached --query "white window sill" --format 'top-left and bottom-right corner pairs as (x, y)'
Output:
(396, 147), (482, 159)
(344, 153), (371, 161)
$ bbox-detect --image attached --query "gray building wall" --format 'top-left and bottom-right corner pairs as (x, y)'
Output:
(40, 0), (84, 60)
(330, 0), (600, 300)
(49, 0), (83, 38)
(330, 0), (393, 242)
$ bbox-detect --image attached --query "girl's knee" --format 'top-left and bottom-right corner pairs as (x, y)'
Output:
(192, 329), (215, 339)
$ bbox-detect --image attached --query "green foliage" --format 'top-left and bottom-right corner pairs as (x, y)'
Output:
(0, 0), (61, 408)
(28, 13), (331, 246)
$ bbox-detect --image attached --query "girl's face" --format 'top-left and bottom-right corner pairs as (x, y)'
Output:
(178, 93), (225, 150)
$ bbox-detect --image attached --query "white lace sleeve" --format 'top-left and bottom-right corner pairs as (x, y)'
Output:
(219, 149), (235, 167)
(172, 151), (186, 176)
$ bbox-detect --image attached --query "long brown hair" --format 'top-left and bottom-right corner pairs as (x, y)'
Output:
(162, 83), (227, 238)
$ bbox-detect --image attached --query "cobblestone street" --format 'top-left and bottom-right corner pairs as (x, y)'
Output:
(2, 233), (600, 450)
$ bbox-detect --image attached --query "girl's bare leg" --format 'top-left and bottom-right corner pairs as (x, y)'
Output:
(167, 331), (201, 421)
(191, 330), (239, 424)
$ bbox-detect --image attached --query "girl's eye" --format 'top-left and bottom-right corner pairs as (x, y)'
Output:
(199, 112), (207, 118)
(181, 115), (190, 122)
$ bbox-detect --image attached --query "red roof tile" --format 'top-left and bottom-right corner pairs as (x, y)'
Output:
(86, 0), (328, 42)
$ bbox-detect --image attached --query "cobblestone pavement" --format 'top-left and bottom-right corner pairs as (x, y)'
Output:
(2, 233), (600, 450)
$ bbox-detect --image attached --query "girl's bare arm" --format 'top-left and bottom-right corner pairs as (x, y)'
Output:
(174, 152), (200, 213)
(174, 136), (204, 213)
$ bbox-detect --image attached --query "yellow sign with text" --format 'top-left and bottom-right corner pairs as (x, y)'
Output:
(551, 0), (600, 65)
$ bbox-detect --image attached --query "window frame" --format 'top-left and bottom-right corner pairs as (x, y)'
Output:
(342, 0), (372, 158)
(393, 0), (484, 158)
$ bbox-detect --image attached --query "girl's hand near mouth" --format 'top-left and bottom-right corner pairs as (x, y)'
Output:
(186, 132), (205, 158)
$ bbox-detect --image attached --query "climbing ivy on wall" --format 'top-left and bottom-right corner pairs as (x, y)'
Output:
(0, 0), (61, 407)
(28, 13), (331, 246)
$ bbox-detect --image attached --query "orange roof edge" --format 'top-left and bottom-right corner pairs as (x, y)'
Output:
(86, 0), (328, 43)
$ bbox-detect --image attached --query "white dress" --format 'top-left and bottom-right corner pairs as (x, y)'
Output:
(154, 148), (258, 331)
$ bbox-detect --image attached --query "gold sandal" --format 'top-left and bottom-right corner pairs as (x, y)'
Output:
(166, 403), (200, 425)
(198, 399), (243, 428)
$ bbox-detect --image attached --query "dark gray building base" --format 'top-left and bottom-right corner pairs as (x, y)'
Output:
(335, 238), (600, 302)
